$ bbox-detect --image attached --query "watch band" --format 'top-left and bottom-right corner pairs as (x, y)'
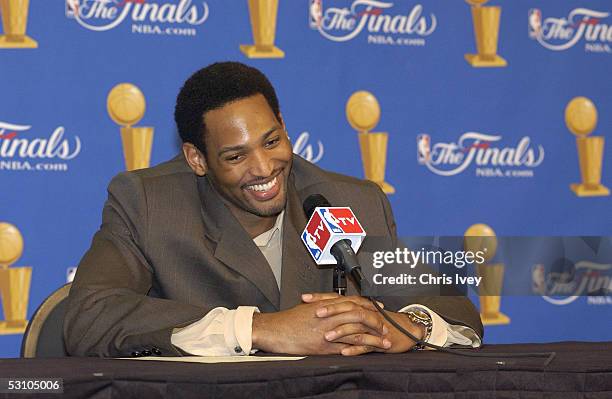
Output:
(405, 308), (433, 350)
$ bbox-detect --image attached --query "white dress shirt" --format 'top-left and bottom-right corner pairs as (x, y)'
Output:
(172, 212), (481, 355)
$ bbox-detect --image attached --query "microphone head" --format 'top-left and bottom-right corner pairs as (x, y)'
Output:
(303, 194), (332, 219)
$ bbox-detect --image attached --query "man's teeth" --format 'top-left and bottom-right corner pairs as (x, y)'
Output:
(247, 177), (277, 192)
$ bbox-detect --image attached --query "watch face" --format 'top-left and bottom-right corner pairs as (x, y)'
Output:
(414, 310), (429, 321)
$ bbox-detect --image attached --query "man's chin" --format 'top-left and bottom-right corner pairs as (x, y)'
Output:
(243, 182), (288, 217)
(249, 202), (286, 218)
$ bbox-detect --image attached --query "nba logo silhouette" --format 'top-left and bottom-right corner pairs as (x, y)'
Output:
(309, 0), (323, 29)
(417, 134), (431, 164)
(302, 231), (323, 260)
(67, 267), (77, 283)
(528, 9), (542, 39)
(65, 0), (78, 17)
(302, 211), (331, 261)
(321, 208), (343, 233)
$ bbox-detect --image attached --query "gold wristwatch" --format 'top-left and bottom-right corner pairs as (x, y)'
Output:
(405, 308), (433, 350)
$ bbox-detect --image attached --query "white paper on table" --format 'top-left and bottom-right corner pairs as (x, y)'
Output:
(117, 356), (306, 363)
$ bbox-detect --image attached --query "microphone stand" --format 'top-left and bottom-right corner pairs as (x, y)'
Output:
(333, 267), (346, 296)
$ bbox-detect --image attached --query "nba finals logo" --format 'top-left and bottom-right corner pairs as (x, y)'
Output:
(533, 261), (612, 306)
(0, 121), (81, 172)
(0, 222), (31, 335)
(417, 132), (545, 178)
(310, 0), (437, 46)
(66, 0), (209, 36)
(107, 83), (154, 171)
(529, 8), (611, 53)
(292, 131), (324, 163)
(0, 0), (37, 48)
(240, 0), (285, 58)
(464, 0), (506, 67)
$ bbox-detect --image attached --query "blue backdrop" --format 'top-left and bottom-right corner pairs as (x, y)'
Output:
(1, 0), (610, 357)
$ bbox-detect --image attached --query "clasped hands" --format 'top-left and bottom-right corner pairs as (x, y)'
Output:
(252, 292), (425, 356)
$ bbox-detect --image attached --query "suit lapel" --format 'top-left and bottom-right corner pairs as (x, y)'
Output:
(279, 175), (320, 310)
(197, 176), (280, 310)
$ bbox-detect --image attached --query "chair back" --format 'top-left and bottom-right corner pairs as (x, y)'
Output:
(21, 283), (72, 358)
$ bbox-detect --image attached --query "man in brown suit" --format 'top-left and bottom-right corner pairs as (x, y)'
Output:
(64, 62), (482, 357)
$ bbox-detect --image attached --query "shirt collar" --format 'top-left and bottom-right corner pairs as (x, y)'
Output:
(253, 210), (285, 248)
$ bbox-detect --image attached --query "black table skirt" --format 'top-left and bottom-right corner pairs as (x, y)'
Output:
(1, 342), (611, 398)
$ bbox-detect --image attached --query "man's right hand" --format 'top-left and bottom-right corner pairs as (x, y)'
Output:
(251, 295), (390, 355)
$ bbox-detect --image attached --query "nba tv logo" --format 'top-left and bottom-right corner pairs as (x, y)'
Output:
(301, 207), (365, 264)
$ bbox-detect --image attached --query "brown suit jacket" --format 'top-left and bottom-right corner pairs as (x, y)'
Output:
(64, 155), (483, 357)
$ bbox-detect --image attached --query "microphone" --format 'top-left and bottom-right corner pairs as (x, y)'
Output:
(301, 194), (367, 290)
(301, 198), (558, 365)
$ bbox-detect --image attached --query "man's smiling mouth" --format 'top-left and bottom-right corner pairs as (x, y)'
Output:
(245, 176), (278, 192)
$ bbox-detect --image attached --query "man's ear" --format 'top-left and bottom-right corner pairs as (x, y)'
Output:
(182, 143), (207, 176)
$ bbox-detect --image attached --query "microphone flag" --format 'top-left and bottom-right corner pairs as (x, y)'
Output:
(301, 207), (366, 265)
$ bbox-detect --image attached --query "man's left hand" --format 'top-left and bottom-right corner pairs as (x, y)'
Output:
(302, 293), (425, 356)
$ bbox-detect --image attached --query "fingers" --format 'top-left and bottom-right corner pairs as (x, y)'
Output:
(308, 298), (383, 316)
(325, 307), (388, 336)
(324, 324), (392, 351)
(315, 301), (389, 335)
(302, 294), (383, 310)
(340, 345), (379, 356)
(315, 300), (382, 322)
(301, 293), (341, 302)
(325, 342), (351, 355)
(324, 321), (380, 340)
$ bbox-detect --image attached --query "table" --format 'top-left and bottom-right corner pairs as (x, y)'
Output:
(1, 342), (611, 398)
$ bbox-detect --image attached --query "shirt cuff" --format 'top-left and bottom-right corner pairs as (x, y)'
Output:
(398, 304), (481, 348)
(171, 306), (259, 356)
(228, 306), (260, 355)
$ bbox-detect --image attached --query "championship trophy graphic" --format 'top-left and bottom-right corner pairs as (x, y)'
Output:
(240, 0), (285, 58)
(107, 83), (154, 171)
(0, 222), (31, 335)
(0, 0), (38, 48)
(464, 0), (506, 67)
(346, 91), (395, 194)
(565, 97), (609, 197)
(464, 223), (510, 325)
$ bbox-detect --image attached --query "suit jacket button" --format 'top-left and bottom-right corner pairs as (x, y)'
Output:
(234, 346), (243, 354)
(141, 350), (152, 356)
(152, 348), (162, 356)
(131, 351), (141, 357)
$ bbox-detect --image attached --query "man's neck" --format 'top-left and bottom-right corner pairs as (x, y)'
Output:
(238, 212), (278, 239)
(220, 200), (280, 238)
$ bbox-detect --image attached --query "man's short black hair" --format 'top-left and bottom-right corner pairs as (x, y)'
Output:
(174, 62), (281, 155)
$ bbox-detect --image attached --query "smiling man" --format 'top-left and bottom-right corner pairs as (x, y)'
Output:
(64, 62), (483, 357)
(181, 92), (292, 239)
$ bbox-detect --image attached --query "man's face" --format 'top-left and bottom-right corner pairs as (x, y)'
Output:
(200, 94), (293, 221)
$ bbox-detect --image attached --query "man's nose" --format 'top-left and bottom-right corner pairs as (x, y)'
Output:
(249, 149), (273, 177)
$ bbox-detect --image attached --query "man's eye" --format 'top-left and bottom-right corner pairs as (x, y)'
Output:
(265, 137), (280, 148)
(226, 154), (244, 162)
